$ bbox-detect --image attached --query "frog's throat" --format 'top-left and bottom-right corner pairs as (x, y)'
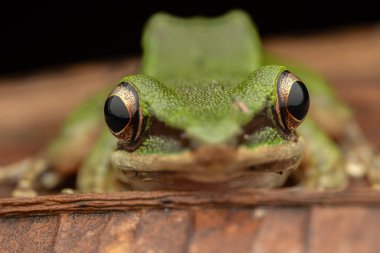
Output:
(111, 138), (303, 189)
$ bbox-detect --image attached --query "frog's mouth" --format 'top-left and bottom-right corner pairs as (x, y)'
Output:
(111, 134), (303, 190)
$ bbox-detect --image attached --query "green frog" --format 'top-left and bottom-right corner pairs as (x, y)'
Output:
(1, 10), (379, 196)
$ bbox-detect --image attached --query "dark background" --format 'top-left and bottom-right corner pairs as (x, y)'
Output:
(1, 2), (379, 75)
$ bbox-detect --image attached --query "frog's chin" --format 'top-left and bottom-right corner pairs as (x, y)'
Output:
(111, 139), (304, 190)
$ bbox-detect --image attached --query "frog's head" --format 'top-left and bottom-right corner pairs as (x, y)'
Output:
(104, 65), (310, 190)
(103, 11), (310, 190)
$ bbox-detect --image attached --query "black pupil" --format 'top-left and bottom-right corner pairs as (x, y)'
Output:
(104, 96), (131, 133)
(287, 81), (310, 120)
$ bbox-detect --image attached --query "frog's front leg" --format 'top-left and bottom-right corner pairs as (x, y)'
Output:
(0, 155), (71, 197)
(0, 158), (47, 197)
(298, 118), (348, 189)
(340, 122), (380, 188)
(12, 159), (50, 197)
(368, 156), (380, 189)
(297, 118), (380, 190)
(76, 128), (124, 193)
(0, 90), (107, 197)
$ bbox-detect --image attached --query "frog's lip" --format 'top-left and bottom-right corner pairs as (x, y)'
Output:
(111, 137), (304, 184)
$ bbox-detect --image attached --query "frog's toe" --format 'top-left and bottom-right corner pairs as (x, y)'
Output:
(61, 188), (77, 194)
(317, 170), (349, 190)
(1, 158), (50, 197)
(367, 155), (380, 189)
(343, 147), (380, 188)
(303, 168), (348, 190)
(345, 157), (367, 178)
(12, 181), (38, 198)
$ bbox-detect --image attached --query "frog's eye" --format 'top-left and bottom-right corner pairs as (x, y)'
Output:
(104, 82), (146, 147)
(275, 70), (310, 131)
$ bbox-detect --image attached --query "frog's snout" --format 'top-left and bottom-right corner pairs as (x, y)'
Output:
(192, 145), (237, 167)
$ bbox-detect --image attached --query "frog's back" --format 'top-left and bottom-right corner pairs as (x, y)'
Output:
(141, 10), (262, 85)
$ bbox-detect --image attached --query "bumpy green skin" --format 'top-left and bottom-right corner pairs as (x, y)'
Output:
(72, 10), (348, 191)
(142, 11), (261, 82)
(44, 88), (109, 168)
(121, 65), (285, 146)
(121, 11), (288, 147)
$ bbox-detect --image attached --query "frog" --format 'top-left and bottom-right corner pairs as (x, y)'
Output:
(1, 10), (379, 196)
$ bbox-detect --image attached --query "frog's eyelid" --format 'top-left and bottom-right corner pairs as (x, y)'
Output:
(275, 98), (286, 130)
(119, 82), (147, 145)
(275, 71), (291, 130)
(130, 96), (145, 144)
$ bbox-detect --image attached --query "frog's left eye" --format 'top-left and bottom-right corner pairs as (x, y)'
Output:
(275, 70), (310, 131)
(104, 82), (146, 148)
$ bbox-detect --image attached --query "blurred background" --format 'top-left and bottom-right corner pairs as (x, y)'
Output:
(1, 1), (380, 166)
(1, 3), (380, 249)
(1, 1), (380, 75)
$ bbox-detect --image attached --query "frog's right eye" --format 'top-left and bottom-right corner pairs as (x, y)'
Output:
(104, 82), (146, 148)
(275, 70), (310, 131)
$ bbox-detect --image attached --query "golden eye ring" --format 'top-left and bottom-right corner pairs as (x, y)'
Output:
(104, 82), (146, 147)
(275, 70), (310, 131)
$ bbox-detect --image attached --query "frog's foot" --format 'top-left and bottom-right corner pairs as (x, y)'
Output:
(12, 158), (48, 197)
(302, 167), (349, 190)
(0, 158), (62, 197)
(344, 145), (372, 177)
(0, 158), (42, 197)
(366, 155), (380, 189)
(0, 159), (33, 183)
(341, 123), (380, 188)
(343, 143), (380, 188)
